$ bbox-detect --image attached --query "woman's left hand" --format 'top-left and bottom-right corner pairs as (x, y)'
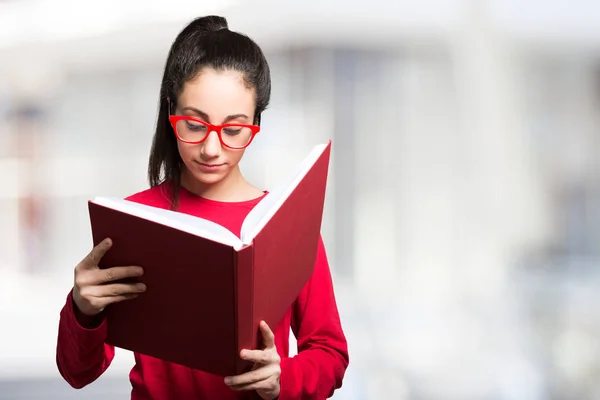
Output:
(225, 320), (281, 400)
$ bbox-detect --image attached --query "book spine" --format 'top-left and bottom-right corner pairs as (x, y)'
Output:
(233, 244), (255, 375)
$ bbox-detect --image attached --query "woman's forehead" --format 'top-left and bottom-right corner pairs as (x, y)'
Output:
(180, 69), (254, 102)
(177, 69), (256, 121)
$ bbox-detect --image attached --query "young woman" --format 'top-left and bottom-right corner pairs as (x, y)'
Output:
(55, 15), (349, 400)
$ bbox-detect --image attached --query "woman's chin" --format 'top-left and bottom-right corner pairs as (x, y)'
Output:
(181, 162), (237, 188)
(190, 169), (229, 186)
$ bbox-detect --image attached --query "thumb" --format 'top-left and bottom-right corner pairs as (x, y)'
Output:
(80, 238), (112, 270)
(260, 321), (276, 349)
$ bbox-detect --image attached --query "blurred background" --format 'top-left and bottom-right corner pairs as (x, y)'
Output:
(2, 0), (600, 399)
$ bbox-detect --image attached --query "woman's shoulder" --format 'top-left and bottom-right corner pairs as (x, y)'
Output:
(124, 182), (172, 209)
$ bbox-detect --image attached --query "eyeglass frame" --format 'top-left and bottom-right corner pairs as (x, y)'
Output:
(167, 101), (261, 150)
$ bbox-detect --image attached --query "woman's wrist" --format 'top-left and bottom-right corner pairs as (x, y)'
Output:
(72, 295), (104, 329)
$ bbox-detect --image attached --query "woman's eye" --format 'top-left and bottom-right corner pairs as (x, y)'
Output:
(223, 128), (242, 136)
(186, 122), (207, 132)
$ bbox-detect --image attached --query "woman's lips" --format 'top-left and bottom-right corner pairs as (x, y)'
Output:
(196, 162), (225, 172)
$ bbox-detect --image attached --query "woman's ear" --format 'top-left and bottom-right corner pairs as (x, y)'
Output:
(167, 97), (174, 115)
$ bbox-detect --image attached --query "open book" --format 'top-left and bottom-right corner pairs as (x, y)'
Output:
(87, 140), (331, 377)
(91, 142), (329, 250)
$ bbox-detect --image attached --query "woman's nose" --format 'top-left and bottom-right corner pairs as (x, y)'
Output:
(200, 131), (222, 159)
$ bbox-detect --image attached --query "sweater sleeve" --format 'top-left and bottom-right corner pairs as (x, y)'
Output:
(278, 237), (350, 399)
(56, 289), (115, 389)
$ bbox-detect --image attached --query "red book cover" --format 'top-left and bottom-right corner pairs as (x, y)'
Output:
(87, 140), (331, 377)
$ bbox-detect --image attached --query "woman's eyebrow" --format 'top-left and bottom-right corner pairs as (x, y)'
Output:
(181, 106), (249, 123)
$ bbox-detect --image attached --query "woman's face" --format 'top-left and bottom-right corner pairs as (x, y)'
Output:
(174, 68), (256, 188)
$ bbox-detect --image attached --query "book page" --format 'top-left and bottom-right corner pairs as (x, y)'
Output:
(240, 143), (328, 244)
(92, 197), (244, 250)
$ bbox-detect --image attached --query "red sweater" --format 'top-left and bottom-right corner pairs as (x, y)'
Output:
(55, 183), (349, 399)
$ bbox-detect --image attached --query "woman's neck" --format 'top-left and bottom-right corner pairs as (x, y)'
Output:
(180, 166), (263, 202)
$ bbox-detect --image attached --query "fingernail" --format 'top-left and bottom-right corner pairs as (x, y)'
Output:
(224, 377), (231, 385)
(104, 239), (111, 246)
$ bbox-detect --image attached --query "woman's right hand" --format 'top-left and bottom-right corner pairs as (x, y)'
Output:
(72, 238), (146, 317)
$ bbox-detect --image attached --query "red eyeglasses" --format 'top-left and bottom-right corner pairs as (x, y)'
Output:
(169, 115), (260, 149)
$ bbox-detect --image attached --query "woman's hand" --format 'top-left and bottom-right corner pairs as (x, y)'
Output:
(72, 238), (146, 317)
(225, 321), (281, 400)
